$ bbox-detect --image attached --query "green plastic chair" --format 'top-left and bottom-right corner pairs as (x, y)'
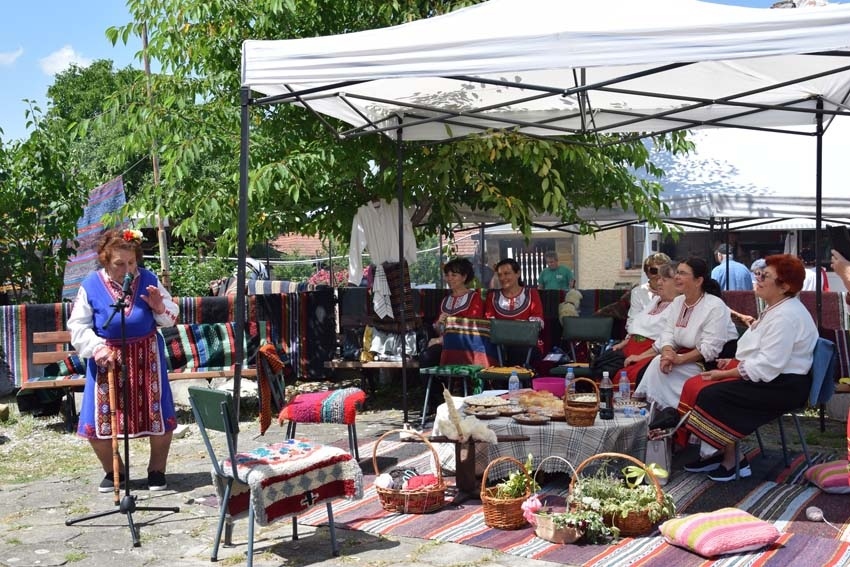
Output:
(188, 386), (343, 566)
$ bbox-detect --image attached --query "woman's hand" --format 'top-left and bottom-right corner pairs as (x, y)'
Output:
(141, 285), (166, 315)
(715, 358), (731, 370)
(700, 369), (732, 382)
(93, 345), (116, 367)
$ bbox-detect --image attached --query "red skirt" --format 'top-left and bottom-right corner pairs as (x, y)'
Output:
(675, 360), (740, 448)
(617, 335), (656, 388)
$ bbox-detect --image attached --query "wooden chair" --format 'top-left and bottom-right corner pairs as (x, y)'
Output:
(188, 386), (361, 567)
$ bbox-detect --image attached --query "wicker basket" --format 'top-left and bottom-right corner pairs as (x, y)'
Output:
(372, 429), (447, 514)
(569, 452), (666, 537)
(480, 456), (533, 530)
(564, 378), (599, 427)
(532, 455), (582, 544)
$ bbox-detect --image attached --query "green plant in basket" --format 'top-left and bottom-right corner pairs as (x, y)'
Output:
(568, 463), (675, 530)
(539, 508), (614, 544)
(493, 454), (540, 499)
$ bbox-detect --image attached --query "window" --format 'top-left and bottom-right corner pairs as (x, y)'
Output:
(624, 225), (646, 270)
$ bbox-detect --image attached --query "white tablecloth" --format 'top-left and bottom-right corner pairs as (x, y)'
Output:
(432, 395), (648, 480)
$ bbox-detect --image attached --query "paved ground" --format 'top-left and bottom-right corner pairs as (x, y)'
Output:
(0, 384), (571, 567)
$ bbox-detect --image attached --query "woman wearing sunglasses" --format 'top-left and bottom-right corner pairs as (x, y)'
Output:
(677, 254), (817, 482)
(624, 253), (672, 331)
(633, 257), (739, 410)
(611, 262), (680, 389)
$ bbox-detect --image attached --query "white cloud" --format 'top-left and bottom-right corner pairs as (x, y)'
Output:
(0, 47), (24, 66)
(39, 45), (92, 76)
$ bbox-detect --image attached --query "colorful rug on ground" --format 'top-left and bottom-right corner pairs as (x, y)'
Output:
(297, 441), (850, 566)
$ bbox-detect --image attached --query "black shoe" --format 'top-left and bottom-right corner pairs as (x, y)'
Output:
(147, 470), (167, 491)
(683, 452), (724, 473)
(99, 472), (125, 493)
(708, 459), (752, 482)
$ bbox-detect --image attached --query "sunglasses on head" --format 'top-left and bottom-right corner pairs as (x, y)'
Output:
(647, 267), (659, 275)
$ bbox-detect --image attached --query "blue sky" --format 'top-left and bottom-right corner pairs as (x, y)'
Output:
(0, 0), (838, 142)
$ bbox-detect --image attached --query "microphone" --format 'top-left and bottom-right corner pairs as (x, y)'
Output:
(122, 272), (134, 296)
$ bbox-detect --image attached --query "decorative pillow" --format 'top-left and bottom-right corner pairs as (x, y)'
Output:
(660, 507), (780, 558)
(804, 460), (850, 494)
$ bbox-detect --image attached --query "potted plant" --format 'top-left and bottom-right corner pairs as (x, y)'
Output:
(523, 494), (614, 544)
(568, 453), (676, 538)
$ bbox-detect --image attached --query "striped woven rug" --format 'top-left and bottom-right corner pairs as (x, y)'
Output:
(298, 442), (850, 566)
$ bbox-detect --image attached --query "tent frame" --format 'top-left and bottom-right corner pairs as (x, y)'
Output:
(231, 29), (850, 423)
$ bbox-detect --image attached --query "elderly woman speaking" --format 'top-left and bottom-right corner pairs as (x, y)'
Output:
(678, 254), (818, 482)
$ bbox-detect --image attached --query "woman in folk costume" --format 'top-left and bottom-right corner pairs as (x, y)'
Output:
(678, 254), (817, 482)
(633, 257), (738, 409)
(68, 229), (179, 493)
(484, 258), (544, 365)
(625, 252), (672, 331)
(419, 258), (485, 367)
(611, 262), (680, 389)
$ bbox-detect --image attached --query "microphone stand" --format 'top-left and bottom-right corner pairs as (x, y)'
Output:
(66, 282), (179, 547)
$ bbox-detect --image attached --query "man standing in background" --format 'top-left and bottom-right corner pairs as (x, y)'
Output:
(710, 244), (752, 290)
(538, 251), (574, 290)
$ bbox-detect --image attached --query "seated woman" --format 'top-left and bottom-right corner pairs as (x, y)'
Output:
(419, 258), (485, 367)
(625, 253), (672, 330)
(634, 257), (739, 409)
(612, 262), (679, 388)
(484, 258), (544, 366)
(678, 254), (817, 482)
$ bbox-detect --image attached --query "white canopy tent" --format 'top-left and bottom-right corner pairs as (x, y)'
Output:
(233, 0), (850, 422)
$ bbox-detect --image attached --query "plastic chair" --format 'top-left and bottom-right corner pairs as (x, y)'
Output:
(736, 337), (837, 477)
(477, 319), (541, 387)
(188, 386), (358, 566)
(550, 316), (614, 379)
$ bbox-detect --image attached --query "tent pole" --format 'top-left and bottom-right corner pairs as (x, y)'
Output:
(233, 86), (251, 428)
(815, 99), (824, 328)
(396, 118), (409, 424)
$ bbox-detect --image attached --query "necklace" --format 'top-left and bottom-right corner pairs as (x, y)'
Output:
(683, 293), (704, 309)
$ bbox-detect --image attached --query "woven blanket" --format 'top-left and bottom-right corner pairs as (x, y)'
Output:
(278, 388), (366, 426)
(217, 439), (363, 526)
(440, 317), (499, 367)
(1, 303), (72, 388)
(160, 322), (246, 372)
(62, 177), (128, 301)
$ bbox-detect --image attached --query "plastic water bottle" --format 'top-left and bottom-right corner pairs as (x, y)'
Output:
(599, 371), (614, 420)
(619, 371), (631, 403)
(508, 370), (520, 403)
(565, 367), (576, 399)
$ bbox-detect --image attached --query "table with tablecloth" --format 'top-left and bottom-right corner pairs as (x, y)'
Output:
(431, 395), (648, 480)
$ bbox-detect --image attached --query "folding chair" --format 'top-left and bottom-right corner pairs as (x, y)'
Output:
(735, 337), (837, 478)
(188, 386), (361, 567)
(550, 316), (614, 379)
(477, 319), (541, 388)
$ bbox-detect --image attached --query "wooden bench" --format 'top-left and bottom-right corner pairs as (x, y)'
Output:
(23, 326), (259, 428)
(324, 359), (419, 393)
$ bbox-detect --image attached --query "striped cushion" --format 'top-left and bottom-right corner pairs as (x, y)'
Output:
(660, 507), (780, 558)
(804, 460), (850, 494)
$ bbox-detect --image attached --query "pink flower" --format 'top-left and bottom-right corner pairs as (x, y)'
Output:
(521, 494), (543, 525)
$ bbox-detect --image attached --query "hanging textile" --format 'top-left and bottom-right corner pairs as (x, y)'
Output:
(348, 198), (417, 319)
(62, 177), (129, 301)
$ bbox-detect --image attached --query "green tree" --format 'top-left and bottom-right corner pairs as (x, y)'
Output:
(91, 0), (688, 259)
(0, 105), (88, 303)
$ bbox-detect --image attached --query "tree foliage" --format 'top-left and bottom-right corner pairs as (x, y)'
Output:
(0, 105), (89, 303)
(85, 0), (689, 258)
